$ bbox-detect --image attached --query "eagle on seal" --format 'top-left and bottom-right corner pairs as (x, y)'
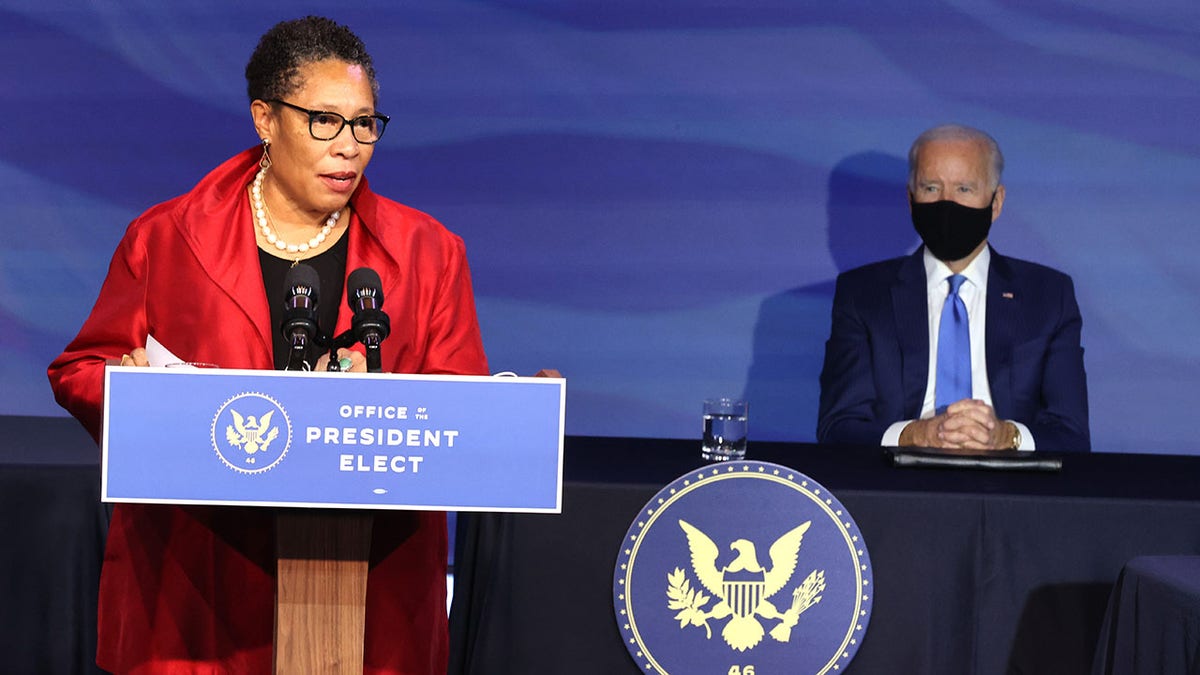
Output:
(679, 519), (811, 651)
(225, 410), (278, 455)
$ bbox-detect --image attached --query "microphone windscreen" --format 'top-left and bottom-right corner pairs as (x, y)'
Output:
(347, 267), (384, 309)
(285, 263), (321, 303)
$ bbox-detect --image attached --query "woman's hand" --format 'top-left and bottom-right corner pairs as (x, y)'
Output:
(315, 348), (367, 373)
(120, 348), (150, 367)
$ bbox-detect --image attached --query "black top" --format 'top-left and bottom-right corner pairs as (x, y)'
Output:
(258, 231), (349, 370)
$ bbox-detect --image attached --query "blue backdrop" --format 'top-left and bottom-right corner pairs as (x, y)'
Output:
(3, 1), (1198, 454)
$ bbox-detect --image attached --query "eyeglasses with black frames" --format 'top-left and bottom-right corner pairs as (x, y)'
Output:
(266, 99), (390, 144)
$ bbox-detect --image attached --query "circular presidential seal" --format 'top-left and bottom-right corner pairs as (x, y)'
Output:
(210, 392), (292, 474)
(613, 461), (872, 675)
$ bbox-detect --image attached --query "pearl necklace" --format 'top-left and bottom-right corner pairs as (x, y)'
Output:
(251, 167), (341, 256)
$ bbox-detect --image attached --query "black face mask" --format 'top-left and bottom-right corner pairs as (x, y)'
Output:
(909, 194), (995, 262)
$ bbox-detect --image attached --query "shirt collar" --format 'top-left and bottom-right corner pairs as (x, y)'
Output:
(923, 245), (990, 293)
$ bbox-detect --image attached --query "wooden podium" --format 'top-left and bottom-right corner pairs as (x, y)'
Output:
(101, 367), (565, 671)
(274, 511), (374, 673)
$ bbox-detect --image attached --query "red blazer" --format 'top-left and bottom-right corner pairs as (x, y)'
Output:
(48, 148), (489, 674)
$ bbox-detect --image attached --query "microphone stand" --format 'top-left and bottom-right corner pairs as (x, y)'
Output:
(344, 268), (390, 375)
(362, 334), (383, 374)
(323, 328), (384, 373)
(280, 264), (321, 372)
(349, 309), (389, 374)
(285, 331), (311, 371)
(325, 331), (356, 371)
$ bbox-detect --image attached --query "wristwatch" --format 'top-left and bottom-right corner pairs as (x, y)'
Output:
(1007, 422), (1022, 450)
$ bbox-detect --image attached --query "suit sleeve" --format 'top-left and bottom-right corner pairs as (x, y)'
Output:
(1024, 276), (1090, 451)
(47, 226), (151, 443)
(419, 235), (489, 377)
(817, 273), (892, 445)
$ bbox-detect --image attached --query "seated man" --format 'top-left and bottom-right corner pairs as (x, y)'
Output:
(817, 124), (1089, 452)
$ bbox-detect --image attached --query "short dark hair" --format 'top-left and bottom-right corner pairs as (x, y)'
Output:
(245, 16), (378, 104)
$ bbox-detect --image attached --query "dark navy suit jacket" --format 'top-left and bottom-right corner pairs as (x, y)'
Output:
(817, 247), (1090, 452)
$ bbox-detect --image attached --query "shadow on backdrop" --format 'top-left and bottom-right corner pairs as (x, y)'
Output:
(743, 151), (917, 441)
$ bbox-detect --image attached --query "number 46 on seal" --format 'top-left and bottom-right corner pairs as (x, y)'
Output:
(728, 667), (755, 675)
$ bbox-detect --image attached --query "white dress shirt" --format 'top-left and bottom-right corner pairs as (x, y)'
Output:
(881, 247), (1035, 449)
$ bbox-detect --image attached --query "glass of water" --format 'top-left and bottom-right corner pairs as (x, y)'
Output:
(701, 398), (748, 461)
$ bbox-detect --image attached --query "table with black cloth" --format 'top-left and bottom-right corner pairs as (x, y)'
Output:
(448, 437), (1200, 675)
(1092, 556), (1200, 674)
(0, 415), (108, 675)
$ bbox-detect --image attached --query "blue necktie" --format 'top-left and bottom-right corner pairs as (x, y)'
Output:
(936, 274), (971, 414)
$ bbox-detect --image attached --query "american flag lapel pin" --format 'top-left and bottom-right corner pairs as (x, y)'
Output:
(1002, 292), (1014, 299)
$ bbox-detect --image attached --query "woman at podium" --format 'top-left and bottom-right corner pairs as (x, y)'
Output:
(47, 16), (488, 674)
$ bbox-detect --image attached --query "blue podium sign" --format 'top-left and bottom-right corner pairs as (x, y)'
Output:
(101, 367), (564, 512)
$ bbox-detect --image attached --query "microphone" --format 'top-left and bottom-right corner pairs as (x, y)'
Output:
(281, 264), (320, 371)
(346, 267), (390, 373)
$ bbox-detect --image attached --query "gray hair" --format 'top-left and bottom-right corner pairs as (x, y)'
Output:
(907, 124), (1005, 191)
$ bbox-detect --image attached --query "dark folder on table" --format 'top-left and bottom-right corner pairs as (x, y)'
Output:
(887, 448), (1062, 472)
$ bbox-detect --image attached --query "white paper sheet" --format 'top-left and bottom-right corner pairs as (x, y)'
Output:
(145, 334), (190, 368)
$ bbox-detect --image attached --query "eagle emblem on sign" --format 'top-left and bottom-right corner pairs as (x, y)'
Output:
(668, 519), (826, 652)
(225, 409), (279, 455)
